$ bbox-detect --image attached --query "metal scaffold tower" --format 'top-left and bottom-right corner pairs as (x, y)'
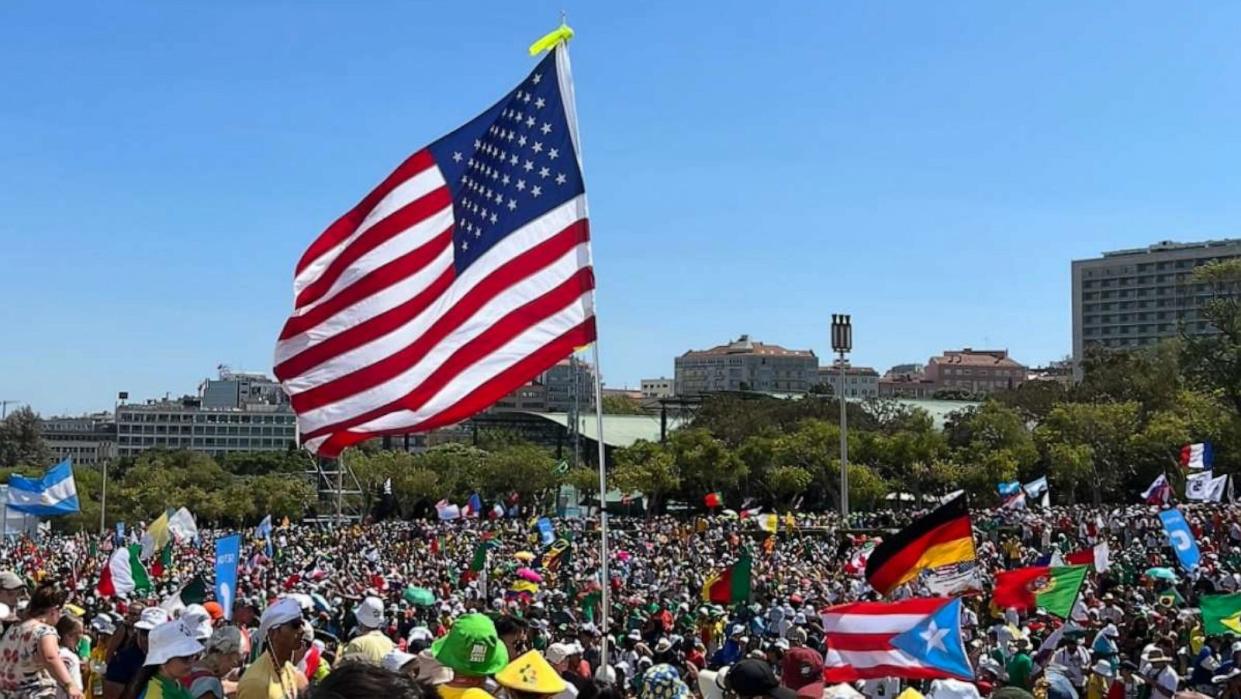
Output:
(303, 453), (365, 525)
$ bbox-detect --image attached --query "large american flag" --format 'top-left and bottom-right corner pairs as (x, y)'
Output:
(274, 46), (595, 456)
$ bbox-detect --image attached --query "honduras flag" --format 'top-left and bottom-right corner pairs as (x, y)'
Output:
(997, 481), (1021, 497)
(7, 459), (79, 516)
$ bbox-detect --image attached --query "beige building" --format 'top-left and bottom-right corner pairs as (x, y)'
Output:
(675, 335), (818, 395)
(640, 378), (674, 399)
(924, 348), (1026, 395)
(41, 414), (115, 467)
(816, 364), (880, 398)
(1072, 239), (1241, 366)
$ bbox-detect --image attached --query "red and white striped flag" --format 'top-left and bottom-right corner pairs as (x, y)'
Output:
(274, 45), (595, 456)
(822, 597), (973, 682)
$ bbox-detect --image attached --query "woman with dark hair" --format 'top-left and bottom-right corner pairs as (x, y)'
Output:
(311, 662), (430, 699)
(0, 584), (82, 699)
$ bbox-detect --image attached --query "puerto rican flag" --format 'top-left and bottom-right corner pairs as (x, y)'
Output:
(822, 597), (974, 682)
(1181, 442), (1213, 471)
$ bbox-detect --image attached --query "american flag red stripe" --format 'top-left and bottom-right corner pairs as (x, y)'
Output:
(274, 46), (595, 456)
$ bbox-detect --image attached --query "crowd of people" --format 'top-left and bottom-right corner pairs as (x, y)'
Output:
(0, 502), (1236, 699)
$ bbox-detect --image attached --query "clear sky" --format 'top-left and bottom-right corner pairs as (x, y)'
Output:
(3, 2), (1240, 416)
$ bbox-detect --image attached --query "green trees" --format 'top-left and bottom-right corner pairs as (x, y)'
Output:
(1183, 260), (1241, 416)
(611, 440), (680, 513)
(0, 407), (53, 470)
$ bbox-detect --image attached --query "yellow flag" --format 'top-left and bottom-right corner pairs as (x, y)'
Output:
(529, 23), (575, 56)
(758, 514), (779, 533)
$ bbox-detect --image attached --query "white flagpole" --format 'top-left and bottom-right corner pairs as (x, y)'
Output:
(552, 37), (609, 670)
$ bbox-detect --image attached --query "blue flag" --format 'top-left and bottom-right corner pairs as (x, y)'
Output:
(256, 514), (273, 557)
(7, 459), (79, 516)
(214, 534), (241, 621)
(997, 481), (1021, 497)
(537, 517), (555, 546)
(115, 521), (126, 546)
(890, 598), (974, 680)
(1159, 508), (1200, 571)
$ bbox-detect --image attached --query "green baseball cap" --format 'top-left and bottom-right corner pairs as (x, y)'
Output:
(432, 613), (509, 676)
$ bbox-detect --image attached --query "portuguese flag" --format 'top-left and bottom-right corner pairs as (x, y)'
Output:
(704, 492), (723, 509)
(993, 565), (1088, 618)
(865, 493), (976, 596)
(1201, 593), (1241, 635)
(703, 551), (751, 603)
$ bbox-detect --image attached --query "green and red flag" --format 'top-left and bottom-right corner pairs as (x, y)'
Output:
(704, 492), (723, 509)
(702, 551), (751, 603)
(993, 565), (1088, 618)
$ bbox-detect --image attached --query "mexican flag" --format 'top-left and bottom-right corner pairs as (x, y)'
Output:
(98, 545), (151, 598)
(159, 576), (207, 615)
(702, 552), (752, 604)
(993, 565), (1088, 618)
(149, 543), (173, 579)
(1201, 593), (1241, 635)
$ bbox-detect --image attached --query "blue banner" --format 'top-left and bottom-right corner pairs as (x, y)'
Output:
(115, 521), (125, 546)
(537, 517), (555, 546)
(214, 534), (241, 621)
(1158, 508), (1200, 571)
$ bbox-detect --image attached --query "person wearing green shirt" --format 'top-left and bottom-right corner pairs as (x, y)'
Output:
(1007, 638), (1034, 691)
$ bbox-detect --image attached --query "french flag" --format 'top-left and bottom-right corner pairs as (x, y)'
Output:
(463, 493), (483, 518)
(1181, 442), (1213, 471)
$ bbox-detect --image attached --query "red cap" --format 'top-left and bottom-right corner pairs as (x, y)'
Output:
(203, 602), (224, 621)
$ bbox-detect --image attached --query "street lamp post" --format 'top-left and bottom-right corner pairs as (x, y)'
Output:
(831, 314), (853, 519)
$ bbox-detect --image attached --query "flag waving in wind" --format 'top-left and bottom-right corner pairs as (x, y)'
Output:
(7, 459), (79, 516)
(273, 43), (595, 457)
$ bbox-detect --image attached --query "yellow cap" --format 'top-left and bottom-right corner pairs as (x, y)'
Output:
(494, 650), (568, 695)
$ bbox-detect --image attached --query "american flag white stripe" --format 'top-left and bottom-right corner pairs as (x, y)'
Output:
(275, 46), (595, 457)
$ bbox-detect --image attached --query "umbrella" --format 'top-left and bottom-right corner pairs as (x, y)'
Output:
(1145, 567), (1178, 582)
(615, 550), (632, 562)
(403, 586), (436, 607)
(517, 567), (544, 583)
(514, 551), (535, 562)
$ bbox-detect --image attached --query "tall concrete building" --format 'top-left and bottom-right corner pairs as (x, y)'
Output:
(640, 378), (674, 399)
(1072, 239), (1241, 364)
(674, 335), (818, 395)
(41, 414), (115, 467)
(116, 369), (296, 458)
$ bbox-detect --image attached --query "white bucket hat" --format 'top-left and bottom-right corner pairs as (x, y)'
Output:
(135, 607), (171, 631)
(356, 596), (385, 629)
(258, 598), (303, 640)
(144, 620), (205, 666)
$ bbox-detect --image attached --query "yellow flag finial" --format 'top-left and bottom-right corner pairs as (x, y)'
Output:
(529, 21), (574, 56)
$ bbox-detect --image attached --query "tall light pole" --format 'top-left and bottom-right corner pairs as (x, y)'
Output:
(831, 314), (853, 519)
(102, 391), (127, 535)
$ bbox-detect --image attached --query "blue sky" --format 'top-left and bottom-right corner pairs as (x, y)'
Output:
(3, 2), (1240, 416)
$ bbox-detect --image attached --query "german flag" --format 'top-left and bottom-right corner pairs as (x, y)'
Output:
(865, 494), (975, 596)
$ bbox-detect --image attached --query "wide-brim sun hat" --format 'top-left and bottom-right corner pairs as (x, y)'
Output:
(640, 663), (690, 699)
(495, 650), (568, 695)
(144, 620), (205, 666)
(135, 607), (171, 631)
(432, 612), (509, 676)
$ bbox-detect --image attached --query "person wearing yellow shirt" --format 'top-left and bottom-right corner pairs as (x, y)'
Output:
(339, 597), (394, 666)
(237, 599), (302, 699)
(433, 614), (510, 699)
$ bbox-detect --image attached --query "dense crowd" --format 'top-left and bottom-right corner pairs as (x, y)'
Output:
(0, 502), (1237, 699)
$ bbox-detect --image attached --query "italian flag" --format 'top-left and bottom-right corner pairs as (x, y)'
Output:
(702, 552), (752, 604)
(993, 565), (1088, 618)
(98, 545), (151, 598)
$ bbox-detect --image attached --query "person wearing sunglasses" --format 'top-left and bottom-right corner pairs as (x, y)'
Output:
(237, 599), (303, 699)
(130, 619), (205, 699)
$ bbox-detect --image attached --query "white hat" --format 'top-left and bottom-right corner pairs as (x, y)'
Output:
(144, 620), (205, 666)
(408, 625), (435, 643)
(356, 596), (385, 629)
(135, 607), (171, 631)
(1092, 660), (1115, 678)
(546, 643), (575, 664)
(654, 637), (673, 653)
(90, 614), (116, 635)
(1102, 624), (1120, 638)
(258, 598), (303, 640)
(595, 665), (617, 685)
(181, 605), (214, 641)
(382, 649), (417, 673)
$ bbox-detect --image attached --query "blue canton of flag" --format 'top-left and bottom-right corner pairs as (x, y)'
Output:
(7, 458), (79, 516)
(1159, 508), (1200, 571)
(427, 50), (585, 274)
(889, 598), (974, 680)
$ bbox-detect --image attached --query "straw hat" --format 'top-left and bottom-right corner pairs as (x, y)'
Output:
(494, 650), (568, 695)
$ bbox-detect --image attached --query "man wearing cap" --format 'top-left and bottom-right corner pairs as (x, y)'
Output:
(433, 614), (509, 699)
(781, 628), (824, 699)
(340, 596), (394, 666)
(237, 598), (302, 699)
(726, 658), (798, 699)
(544, 644), (580, 699)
